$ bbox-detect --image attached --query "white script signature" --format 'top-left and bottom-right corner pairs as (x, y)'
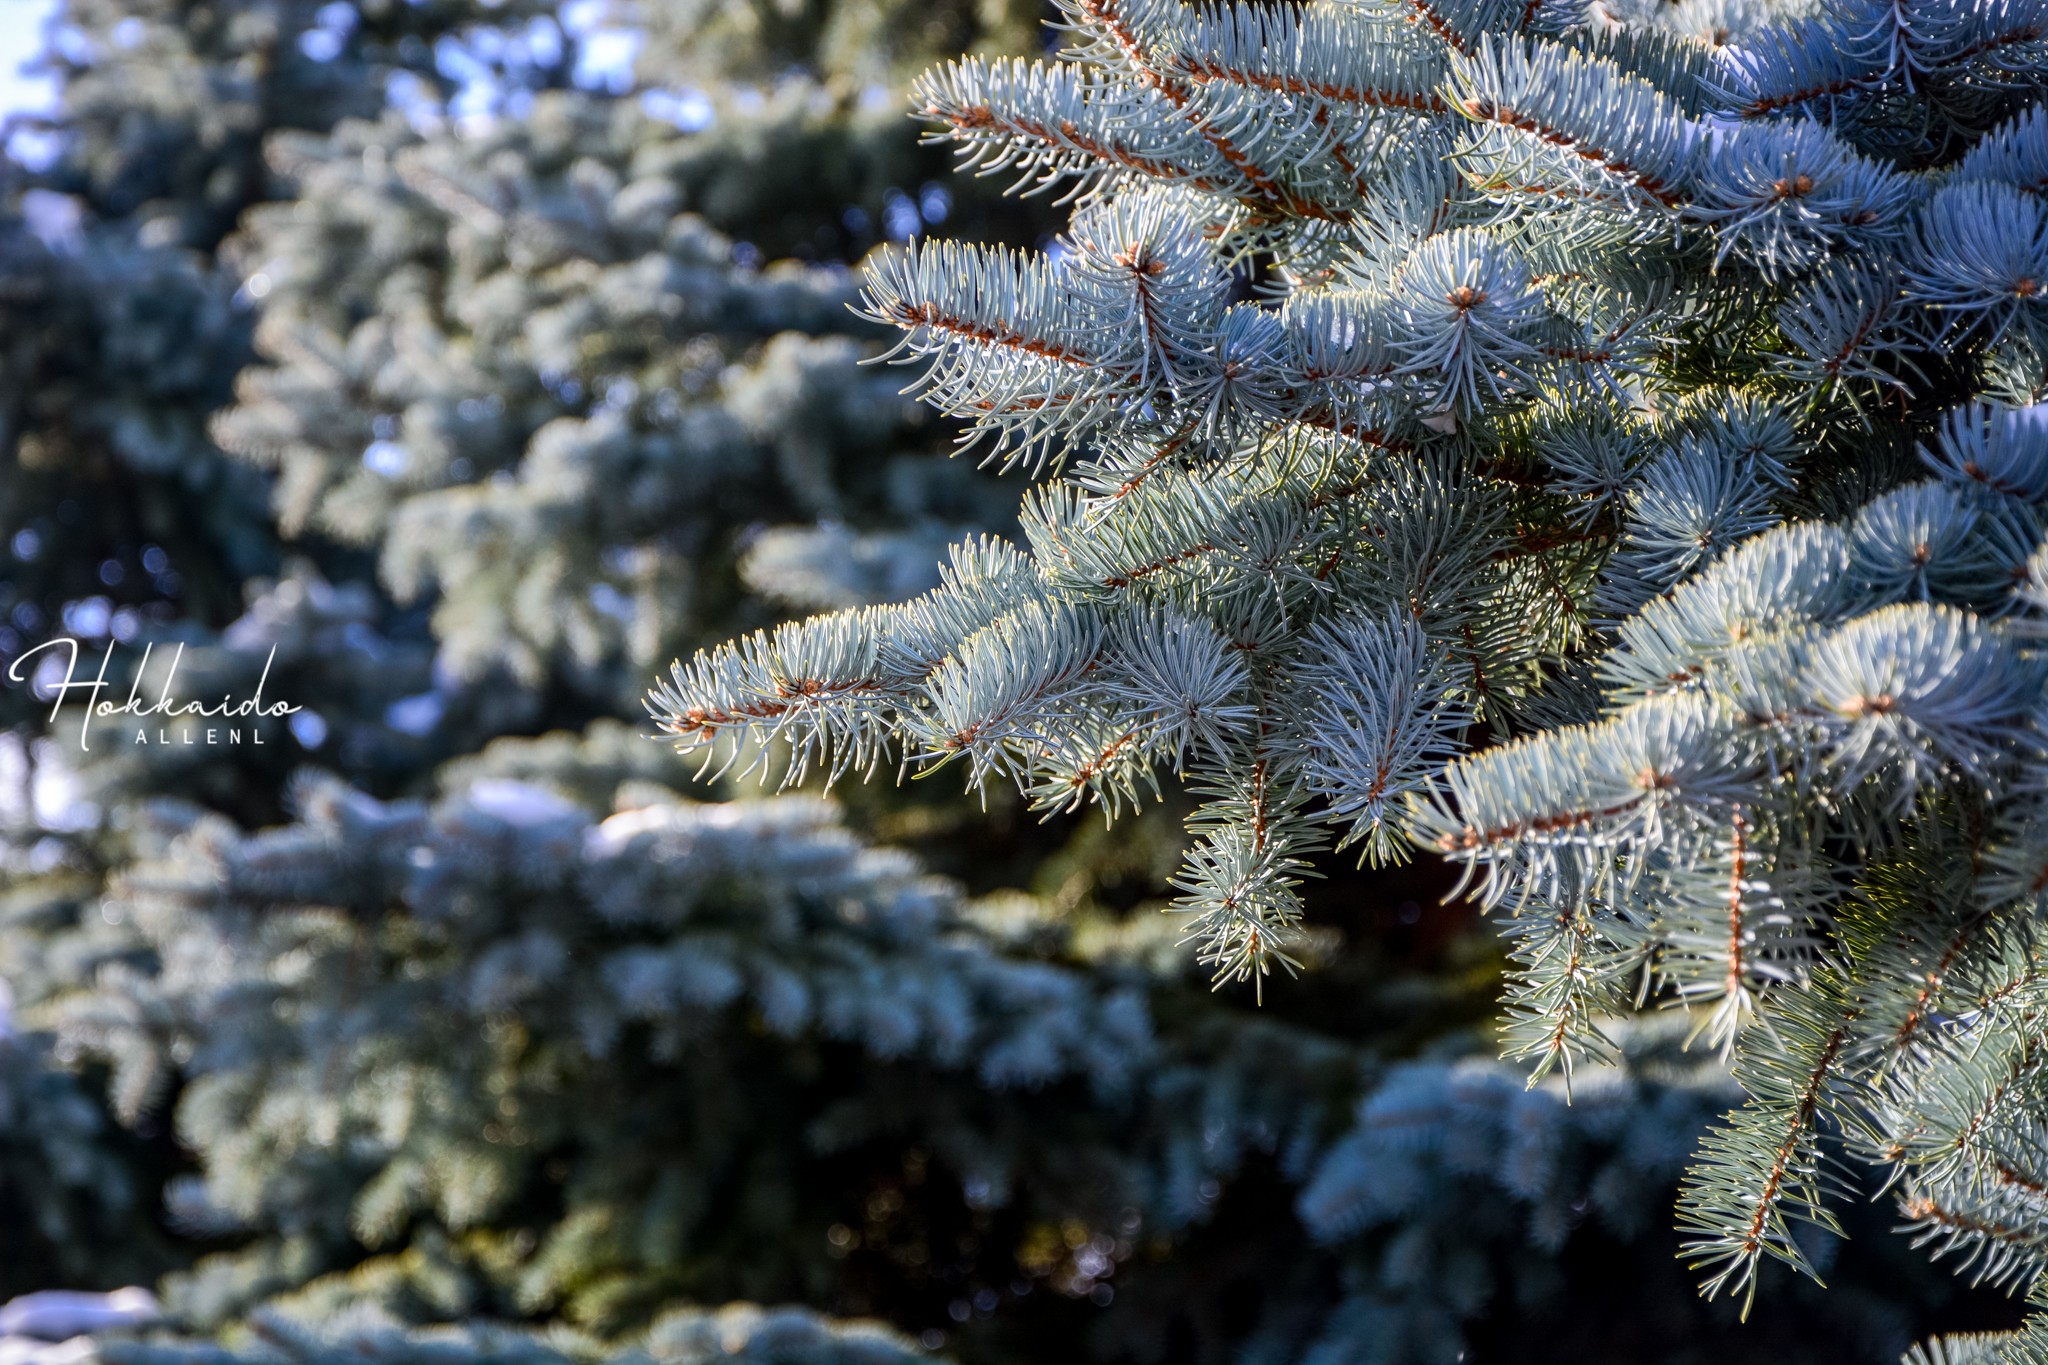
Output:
(8, 638), (300, 752)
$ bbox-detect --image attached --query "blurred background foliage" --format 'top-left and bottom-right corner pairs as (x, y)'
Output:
(0, 0), (2024, 1361)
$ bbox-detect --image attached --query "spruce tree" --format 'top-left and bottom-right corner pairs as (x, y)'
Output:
(0, 0), (1050, 1329)
(0, 1009), (164, 1296)
(0, 0), (529, 659)
(650, 0), (2048, 1353)
(5, 0), (2038, 1359)
(34, 732), (1983, 1365)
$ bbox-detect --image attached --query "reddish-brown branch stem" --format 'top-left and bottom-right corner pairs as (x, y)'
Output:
(660, 678), (884, 743)
(1726, 806), (1749, 1005)
(1436, 797), (1646, 851)
(1902, 1195), (2037, 1247)
(1892, 924), (1974, 1051)
(1101, 542), (1218, 589)
(1737, 1021), (1852, 1259)
(1074, 0), (1348, 221)
(1397, 0), (1477, 55)
(881, 299), (1100, 368)
(1111, 423), (1201, 502)
(1172, 55), (1448, 113)
(1458, 97), (1685, 206)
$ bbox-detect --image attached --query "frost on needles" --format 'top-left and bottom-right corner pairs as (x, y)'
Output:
(647, 0), (2048, 1341)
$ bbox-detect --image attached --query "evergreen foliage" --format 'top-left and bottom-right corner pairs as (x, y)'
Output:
(208, 93), (1009, 707)
(632, 0), (1042, 90)
(55, 772), (1154, 1327)
(0, 1014), (161, 1296)
(10, 0), (2046, 1356)
(11, 1299), (937, 1365)
(1, 0), (1040, 747)
(0, 0), (545, 669)
(0, 0), (1086, 1345)
(649, 0), (2048, 1350)
(28, 757), (1982, 1363)
(0, 181), (268, 673)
